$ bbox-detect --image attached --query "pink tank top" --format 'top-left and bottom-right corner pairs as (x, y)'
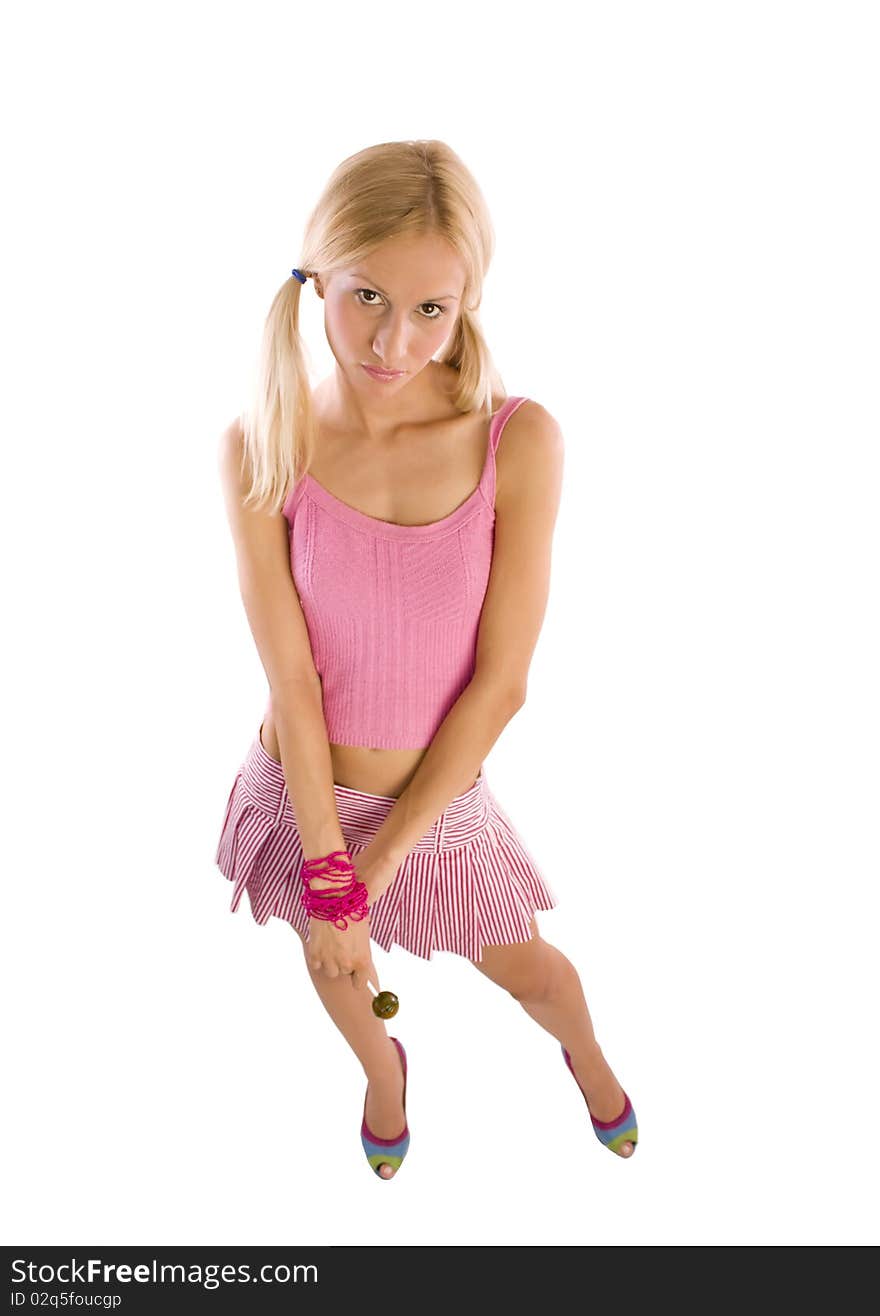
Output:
(281, 395), (529, 749)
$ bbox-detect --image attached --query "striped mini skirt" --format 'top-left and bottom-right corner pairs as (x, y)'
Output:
(214, 728), (559, 962)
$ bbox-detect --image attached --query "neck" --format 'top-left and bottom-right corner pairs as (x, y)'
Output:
(320, 362), (455, 442)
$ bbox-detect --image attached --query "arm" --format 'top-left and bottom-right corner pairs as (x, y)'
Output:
(360, 401), (565, 894)
(217, 420), (345, 865)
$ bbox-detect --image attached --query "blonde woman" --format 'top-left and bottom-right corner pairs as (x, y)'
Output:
(215, 140), (638, 1179)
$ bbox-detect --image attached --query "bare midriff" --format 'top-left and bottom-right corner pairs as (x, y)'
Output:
(258, 707), (458, 799)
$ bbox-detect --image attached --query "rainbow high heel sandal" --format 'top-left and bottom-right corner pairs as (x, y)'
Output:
(561, 1044), (638, 1157)
(361, 1036), (410, 1178)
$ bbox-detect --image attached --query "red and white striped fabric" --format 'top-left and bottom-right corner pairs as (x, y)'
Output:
(215, 730), (559, 962)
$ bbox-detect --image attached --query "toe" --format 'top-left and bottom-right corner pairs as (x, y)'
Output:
(620, 1141), (634, 1157)
(378, 1163), (396, 1179)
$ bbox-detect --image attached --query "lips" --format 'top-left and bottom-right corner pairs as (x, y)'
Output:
(362, 363), (405, 379)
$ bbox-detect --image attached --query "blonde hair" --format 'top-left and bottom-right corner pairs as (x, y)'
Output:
(237, 139), (507, 512)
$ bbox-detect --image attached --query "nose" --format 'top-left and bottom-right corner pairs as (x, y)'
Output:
(372, 310), (411, 367)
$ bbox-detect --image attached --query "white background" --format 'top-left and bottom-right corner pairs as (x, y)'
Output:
(3, 0), (877, 1247)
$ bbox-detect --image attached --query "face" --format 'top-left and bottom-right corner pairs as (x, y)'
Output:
(314, 232), (467, 393)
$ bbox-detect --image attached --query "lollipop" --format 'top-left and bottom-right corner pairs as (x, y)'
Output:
(367, 979), (399, 1018)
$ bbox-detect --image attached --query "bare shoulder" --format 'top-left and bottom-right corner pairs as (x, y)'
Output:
(216, 415), (290, 517)
(215, 414), (290, 577)
(217, 415), (248, 499)
(495, 398), (564, 506)
(503, 397), (563, 443)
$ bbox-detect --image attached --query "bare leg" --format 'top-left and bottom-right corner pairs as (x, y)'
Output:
(471, 917), (635, 1157)
(291, 929), (406, 1179)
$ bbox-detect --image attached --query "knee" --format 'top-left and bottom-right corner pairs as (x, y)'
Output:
(503, 941), (572, 1006)
(508, 964), (562, 1005)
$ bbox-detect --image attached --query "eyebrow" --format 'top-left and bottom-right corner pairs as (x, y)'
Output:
(349, 272), (459, 301)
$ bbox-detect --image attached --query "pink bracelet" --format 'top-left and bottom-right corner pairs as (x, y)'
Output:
(300, 849), (370, 932)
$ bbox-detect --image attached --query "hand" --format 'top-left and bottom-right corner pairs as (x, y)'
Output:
(302, 848), (385, 989)
(349, 843), (402, 907)
(302, 847), (400, 988)
(306, 913), (375, 990)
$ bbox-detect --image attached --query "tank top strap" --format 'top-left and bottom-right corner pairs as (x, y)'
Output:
(282, 476), (307, 525)
(490, 395), (529, 456)
(480, 395), (529, 509)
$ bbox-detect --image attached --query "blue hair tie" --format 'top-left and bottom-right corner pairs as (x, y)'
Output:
(291, 268), (307, 283)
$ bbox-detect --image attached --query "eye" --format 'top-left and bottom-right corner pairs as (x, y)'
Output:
(355, 289), (447, 320)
